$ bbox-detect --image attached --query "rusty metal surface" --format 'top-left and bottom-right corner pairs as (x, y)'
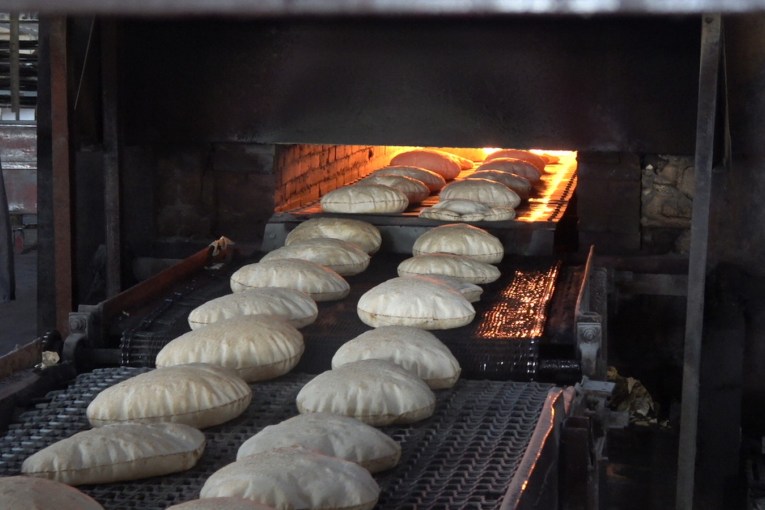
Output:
(2, 0), (765, 15)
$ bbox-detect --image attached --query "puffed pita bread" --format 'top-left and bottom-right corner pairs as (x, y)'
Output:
(320, 184), (408, 214)
(419, 199), (516, 222)
(408, 274), (483, 303)
(285, 218), (382, 254)
(0, 476), (104, 510)
(398, 253), (501, 284)
(359, 174), (430, 204)
(156, 315), (304, 382)
(468, 170), (532, 199)
(21, 422), (205, 485)
(188, 287), (318, 330)
(237, 413), (401, 473)
(333, 326), (461, 389)
(483, 149), (547, 172)
(86, 363), (252, 429)
(389, 150), (462, 180)
(357, 276), (475, 329)
(167, 498), (275, 510)
(201, 447), (380, 510)
(413, 223), (504, 264)
(477, 158), (542, 183)
(440, 178), (521, 208)
(230, 259), (349, 302)
(372, 165), (446, 192)
(261, 238), (370, 276)
(297, 360), (436, 426)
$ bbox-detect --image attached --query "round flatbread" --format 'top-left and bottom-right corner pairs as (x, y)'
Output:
(468, 170), (532, 199)
(188, 287), (318, 330)
(333, 326), (461, 389)
(21, 422), (205, 485)
(285, 218), (382, 254)
(230, 259), (349, 302)
(419, 199), (516, 222)
(408, 274), (483, 303)
(201, 447), (380, 510)
(86, 363), (252, 429)
(156, 315), (304, 382)
(167, 498), (275, 510)
(389, 149), (462, 180)
(476, 158), (542, 183)
(398, 253), (501, 284)
(0, 476), (104, 510)
(357, 276), (475, 329)
(237, 413), (401, 473)
(483, 149), (547, 172)
(440, 178), (521, 208)
(261, 238), (370, 276)
(371, 165), (447, 192)
(413, 223), (504, 264)
(297, 359), (436, 426)
(320, 184), (408, 214)
(359, 174), (430, 204)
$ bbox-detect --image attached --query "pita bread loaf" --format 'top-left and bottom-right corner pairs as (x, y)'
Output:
(332, 326), (461, 389)
(483, 149), (547, 172)
(21, 422), (205, 485)
(0, 476), (104, 510)
(359, 174), (430, 204)
(439, 178), (521, 208)
(167, 498), (275, 510)
(408, 274), (483, 303)
(261, 238), (370, 276)
(468, 170), (532, 199)
(372, 165), (447, 192)
(230, 259), (349, 302)
(86, 363), (252, 429)
(476, 158), (542, 183)
(357, 276), (475, 329)
(398, 253), (501, 284)
(188, 288), (318, 330)
(320, 184), (408, 214)
(297, 359), (436, 426)
(237, 413), (401, 473)
(413, 223), (504, 264)
(156, 315), (304, 382)
(389, 149), (462, 180)
(419, 198), (516, 222)
(285, 218), (382, 254)
(201, 447), (380, 510)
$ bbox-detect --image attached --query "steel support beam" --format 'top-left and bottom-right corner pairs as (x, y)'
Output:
(101, 19), (121, 297)
(49, 18), (74, 338)
(676, 13), (722, 510)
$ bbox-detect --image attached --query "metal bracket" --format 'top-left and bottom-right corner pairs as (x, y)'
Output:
(575, 246), (608, 379)
(577, 312), (603, 378)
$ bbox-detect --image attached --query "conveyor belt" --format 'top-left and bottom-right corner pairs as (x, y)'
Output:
(119, 254), (561, 380)
(0, 367), (557, 510)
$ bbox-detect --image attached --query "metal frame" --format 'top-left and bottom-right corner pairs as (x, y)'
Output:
(575, 246), (607, 380)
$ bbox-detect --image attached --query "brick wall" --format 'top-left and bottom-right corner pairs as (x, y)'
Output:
(274, 144), (414, 211)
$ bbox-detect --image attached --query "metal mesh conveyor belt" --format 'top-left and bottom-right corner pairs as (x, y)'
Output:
(119, 254), (560, 380)
(0, 367), (555, 510)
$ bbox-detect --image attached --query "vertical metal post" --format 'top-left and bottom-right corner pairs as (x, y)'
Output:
(49, 17), (74, 338)
(9, 13), (20, 121)
(101, 19), (121, 296)
(676, 14), (722, 510)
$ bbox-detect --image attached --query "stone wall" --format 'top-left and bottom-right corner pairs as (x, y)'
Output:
(641, 155), (695, 254)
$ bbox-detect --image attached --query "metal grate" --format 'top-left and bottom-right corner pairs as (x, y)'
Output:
(119, 254), (561, 380)
(0, 367), (555, 510)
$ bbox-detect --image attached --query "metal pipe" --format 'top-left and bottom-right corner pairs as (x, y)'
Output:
(676, 13), (722, 510)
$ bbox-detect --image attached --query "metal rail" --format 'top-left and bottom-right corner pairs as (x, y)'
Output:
(676, 13), (723, 510)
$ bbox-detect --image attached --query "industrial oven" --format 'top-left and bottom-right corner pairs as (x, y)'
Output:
(3, 1), (763, 509)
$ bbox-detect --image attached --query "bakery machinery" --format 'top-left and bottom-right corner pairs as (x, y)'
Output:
(2, 1), (760, 509)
